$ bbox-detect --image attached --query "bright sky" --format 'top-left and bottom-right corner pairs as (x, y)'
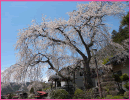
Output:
(1, 1), (128, 82)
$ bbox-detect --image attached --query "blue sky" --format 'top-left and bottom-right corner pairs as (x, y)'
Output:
(1, 1), (128, 81)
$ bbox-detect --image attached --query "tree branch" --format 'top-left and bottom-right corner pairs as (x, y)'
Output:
(47, 60), (72, 80)
(56, 27), (86, 59)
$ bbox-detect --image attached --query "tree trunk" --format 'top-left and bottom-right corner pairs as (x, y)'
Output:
(83, 60), (93, 90)
(51, 81), (53, 90)
(67, 80), (69, 92)
(73, 71), (76, 91)
(55, 80), (56, 89)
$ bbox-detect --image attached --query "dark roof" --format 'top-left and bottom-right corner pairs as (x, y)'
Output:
(105, 61), (111, 65)
(105, 51), (129, 65)
(48, 75), (61, 81)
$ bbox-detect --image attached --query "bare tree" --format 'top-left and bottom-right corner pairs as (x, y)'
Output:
(2, 2), (127, 90)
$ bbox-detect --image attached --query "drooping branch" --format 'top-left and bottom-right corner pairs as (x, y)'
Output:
(47, 59), (73, 80)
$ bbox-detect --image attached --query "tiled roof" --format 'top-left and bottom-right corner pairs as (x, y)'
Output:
(105, 51), (129, 65)
(37, 91), (47, 95)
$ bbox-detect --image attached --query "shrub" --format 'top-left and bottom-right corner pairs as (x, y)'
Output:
(96, 96), (105, 99)
(109, 90), (119, 96)
(73, 89), (94, 99)
(120, 73), (129, 81)
(102, 83), (118, 96)
(106, 95), (113, 99)
(111, 96), (124, 99)
(112, 74), (121, 82)
(106, 95), (124, 99)
(74, 89), (83, 96)
(86, 89), (95, 99)
(124, 82), (129, 90)
(103, 86), (116, 91)
(124, 91), (129, 99)
(117, 89), (125, 95)
(73, 89), (85, 99)
(50, 89), (69, 99)
(73, 92), (87, 99)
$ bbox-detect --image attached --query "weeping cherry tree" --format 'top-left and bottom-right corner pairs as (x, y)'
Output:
(2, 1), (128, 90)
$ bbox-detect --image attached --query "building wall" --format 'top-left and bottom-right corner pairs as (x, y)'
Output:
(59, 60), (129, 89)
(121, 63), (129, 91)
(121, 60), (129, 75)
(61, 81), (73, 86)
(61, 81), (66, 86)
(60, 71), (84, 89)
(60, 70), (104, 89)
(75, 71), (84, 89)
(112, 59), (129, 75)
(122, 67), (129, 75)
(60, 70), (84, 89)
(112, 59), (129, 91)
(112, 64), (122, 72)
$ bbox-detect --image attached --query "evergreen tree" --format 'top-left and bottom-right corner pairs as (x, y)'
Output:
(121, 12), (129, 27)
(112, 12), (129, 44)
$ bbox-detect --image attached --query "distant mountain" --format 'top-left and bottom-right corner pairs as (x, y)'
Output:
(1, 82), (31, 95)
